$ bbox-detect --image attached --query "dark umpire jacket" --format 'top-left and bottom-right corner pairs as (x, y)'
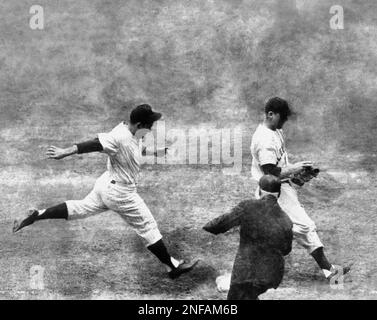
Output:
(203, 195), (293, 289)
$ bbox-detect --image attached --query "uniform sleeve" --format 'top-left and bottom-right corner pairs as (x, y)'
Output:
(256, 139), (278, 166)
(76, 138), (103, 154)
(261, 164), (282, 177)
(98, 130), (120, 156)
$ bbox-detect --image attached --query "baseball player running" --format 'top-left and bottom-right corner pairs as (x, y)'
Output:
(250, 97), (350, 282)
(13, 104), (198, 279)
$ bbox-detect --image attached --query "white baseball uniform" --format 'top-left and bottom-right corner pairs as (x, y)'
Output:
(65, 122), (162, 246)
(250, 123), (323, 254)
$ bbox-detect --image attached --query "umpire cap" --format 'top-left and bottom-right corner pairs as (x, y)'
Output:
(259, 175), (281, 193)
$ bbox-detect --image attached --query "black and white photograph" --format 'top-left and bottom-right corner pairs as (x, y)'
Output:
(1, 0), (376, 303)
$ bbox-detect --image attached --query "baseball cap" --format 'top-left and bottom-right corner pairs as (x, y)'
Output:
(130, 104), (162, 125)
(265, 97), (294, 120)
(259, 175), (281, 193)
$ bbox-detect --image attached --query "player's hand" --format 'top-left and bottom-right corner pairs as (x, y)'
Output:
(46, 146), (69, 160)
(289, 161), (313, 174)
(165, 136), (178, 149)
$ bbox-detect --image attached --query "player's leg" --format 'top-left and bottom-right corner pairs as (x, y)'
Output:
(123, 198), (198, 279)
(277, 183), (350, 279)
(148, 239), (199, 279)
(13, 203), (69, 232)
(13, 178), (107, 233)
(103, 187), (198, 278)
(277, 183), (329, 270)
(310, 247), (331, 271)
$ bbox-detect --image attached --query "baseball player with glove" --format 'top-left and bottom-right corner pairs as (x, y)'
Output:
(250, 97), (350, 283)
(13, 104), (198, 279)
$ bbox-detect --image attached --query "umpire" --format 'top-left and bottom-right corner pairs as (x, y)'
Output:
(203, 175), (293, 300)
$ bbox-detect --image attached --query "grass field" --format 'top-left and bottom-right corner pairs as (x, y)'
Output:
(1, 0), (377, 300)
(1, 141), (377, 300)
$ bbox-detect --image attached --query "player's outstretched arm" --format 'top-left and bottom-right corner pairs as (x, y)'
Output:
(46, 138), (104, 160)
(142, 146), (169, 157)
(141, 136), (176, 157)
(46, 145), (78, 160)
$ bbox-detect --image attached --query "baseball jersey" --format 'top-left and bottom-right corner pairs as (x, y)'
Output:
(98, 122), (141, 185)
(250, 124), (289, 181)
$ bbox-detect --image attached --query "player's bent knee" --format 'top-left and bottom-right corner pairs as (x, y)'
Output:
(141, 228), (163, 247)
(294, 229), (324, 254)
(292, 224), (310, 235)
(65, 200), (104, 220)
(65, 200), (82, 219)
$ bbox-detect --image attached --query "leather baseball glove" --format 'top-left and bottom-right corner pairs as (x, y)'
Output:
(291, 166), (320, 186)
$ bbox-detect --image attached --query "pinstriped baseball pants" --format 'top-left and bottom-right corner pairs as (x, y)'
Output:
(65, 171), (163, 246)
(256, 182), (323, 254)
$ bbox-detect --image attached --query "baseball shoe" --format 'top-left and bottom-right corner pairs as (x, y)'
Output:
(327, 265), (352, 284)
(13, 209), (39, 233)
(168, 260), (199, 279)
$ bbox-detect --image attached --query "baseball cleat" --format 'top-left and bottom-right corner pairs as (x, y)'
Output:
(168, 260), (199, 279)
(13, 209), (39, 233)
(326, 265), (352, 284)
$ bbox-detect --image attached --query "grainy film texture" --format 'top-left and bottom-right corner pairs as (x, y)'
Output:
(0, 0), (376, 300)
